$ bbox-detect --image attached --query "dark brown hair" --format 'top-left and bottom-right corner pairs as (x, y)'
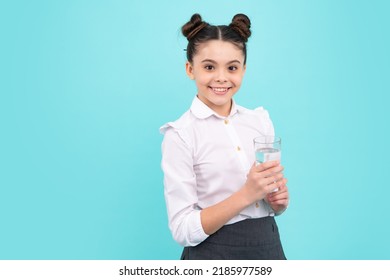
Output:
(182, 13), (251, 64)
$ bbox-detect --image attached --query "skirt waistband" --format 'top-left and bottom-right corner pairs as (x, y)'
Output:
(204, 216), (280, 247)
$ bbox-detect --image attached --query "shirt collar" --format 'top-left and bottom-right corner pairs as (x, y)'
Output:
(190, 96), (242, 119)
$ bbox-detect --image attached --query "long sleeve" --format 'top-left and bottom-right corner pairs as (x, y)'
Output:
(161, 127), (209, 247)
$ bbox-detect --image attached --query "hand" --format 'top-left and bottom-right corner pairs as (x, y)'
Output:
(241, 160), (285, 205)
(265, 179), (289, 214)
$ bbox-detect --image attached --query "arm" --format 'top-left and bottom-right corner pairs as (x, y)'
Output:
(201, 161), (286, 235)
(162, 128), (208, 246)
(162, 128), (287, 244)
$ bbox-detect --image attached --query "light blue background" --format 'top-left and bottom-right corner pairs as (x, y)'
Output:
(1, 0), (389, 260)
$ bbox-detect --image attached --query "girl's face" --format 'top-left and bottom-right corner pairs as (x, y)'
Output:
(186, 40), (246, 117)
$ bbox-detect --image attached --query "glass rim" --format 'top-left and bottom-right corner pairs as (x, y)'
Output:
(253, 135), (281, 144)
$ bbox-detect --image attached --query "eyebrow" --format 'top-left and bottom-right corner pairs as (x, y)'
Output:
(201, 59), (242, 64)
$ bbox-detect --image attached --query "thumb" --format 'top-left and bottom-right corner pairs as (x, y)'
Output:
(249, 161), (258, 172)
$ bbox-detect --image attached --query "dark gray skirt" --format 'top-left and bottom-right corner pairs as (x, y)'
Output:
(180, 216), (286, 260)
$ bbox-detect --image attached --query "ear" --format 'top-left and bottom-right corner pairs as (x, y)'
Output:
(185, 61), (195, 80)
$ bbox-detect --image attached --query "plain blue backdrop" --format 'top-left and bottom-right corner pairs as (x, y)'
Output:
(1, 0), (389, 259)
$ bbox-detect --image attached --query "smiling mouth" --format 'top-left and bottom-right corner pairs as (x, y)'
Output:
(209, 87), (231, 95)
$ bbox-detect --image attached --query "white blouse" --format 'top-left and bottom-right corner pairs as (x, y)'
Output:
(160, 96), (275, 247)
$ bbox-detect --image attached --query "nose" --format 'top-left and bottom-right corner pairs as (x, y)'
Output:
(215, 69), (227, 83)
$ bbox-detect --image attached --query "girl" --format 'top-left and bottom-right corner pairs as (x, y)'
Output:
(160, 13), (289, 260)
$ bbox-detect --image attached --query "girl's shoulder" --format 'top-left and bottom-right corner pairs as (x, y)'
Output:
(236, 103), (272, 120)
(253, 106), (272, 121)
(159, 109), (194, 135)
(235, 104), (274, 134)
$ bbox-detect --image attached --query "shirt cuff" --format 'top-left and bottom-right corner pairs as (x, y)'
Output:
(186, 210), (209, 247)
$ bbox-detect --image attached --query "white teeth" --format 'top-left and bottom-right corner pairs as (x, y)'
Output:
(213, 87), (228, 92)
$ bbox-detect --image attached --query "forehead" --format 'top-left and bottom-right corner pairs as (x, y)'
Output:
(194, 40), (244, 63)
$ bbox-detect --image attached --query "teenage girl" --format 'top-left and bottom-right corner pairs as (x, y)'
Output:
(160, 13), (289, 260)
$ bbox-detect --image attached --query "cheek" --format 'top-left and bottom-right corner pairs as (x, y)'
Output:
(195, 74), (212, 86)
(195, 79), (209, 90)
(232, 76), (244, 86)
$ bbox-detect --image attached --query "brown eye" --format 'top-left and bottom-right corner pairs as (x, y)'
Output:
(205, 65), (214, 71)
(228, 66), (238, 71)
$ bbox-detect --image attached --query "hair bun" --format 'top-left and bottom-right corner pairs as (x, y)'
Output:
(229, 14), (251, 42)
(182, 13), (209, 41)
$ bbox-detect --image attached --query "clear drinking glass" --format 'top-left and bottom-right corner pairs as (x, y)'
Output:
(254, 135), (281, 192)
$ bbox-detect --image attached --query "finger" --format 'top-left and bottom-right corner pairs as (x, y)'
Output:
(272, 179), (288, 192)
(270, 198), (289, 208)
(254, 160), (280, 172)
(259, 165), (284, 178)
(267, 180), (288, 197)
(264, 178), (283, 194)
(268, 186), (289, 199)
(262, 173), (284, 186)
(248, 161), (261, 173)
(266, 185), (280, 195)
(268, 190), (289, 202)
